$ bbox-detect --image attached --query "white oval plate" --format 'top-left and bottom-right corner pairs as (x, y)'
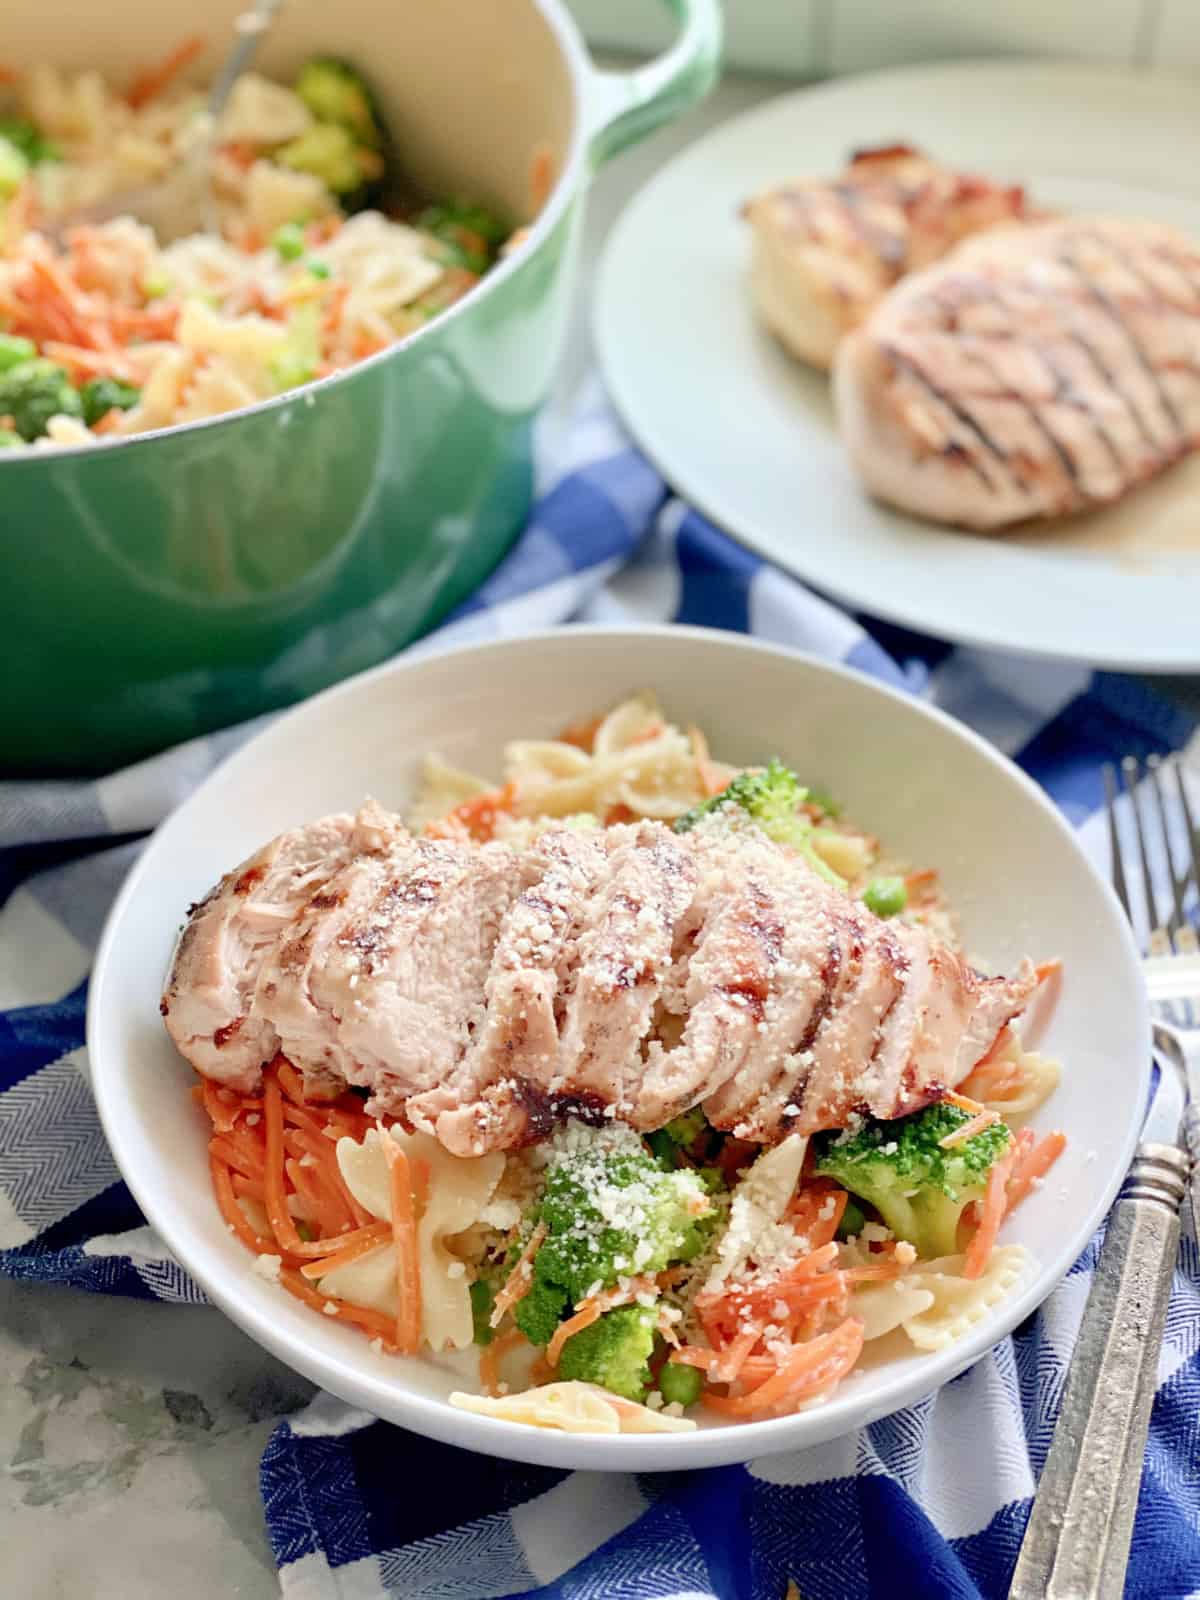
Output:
(594, 62), (1200, 671)
(89, 626), (1147, 1470)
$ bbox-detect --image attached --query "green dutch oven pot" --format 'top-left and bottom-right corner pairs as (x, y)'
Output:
(2, 0), (721, 773)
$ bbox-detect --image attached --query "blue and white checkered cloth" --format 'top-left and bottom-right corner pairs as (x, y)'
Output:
(3, 383), (1199, 1600)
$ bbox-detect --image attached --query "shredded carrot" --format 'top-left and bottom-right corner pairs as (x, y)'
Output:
(262, 1076), (385, 1258)
(279, 1267), (398, 1347)
(1035, 959), (1062, 986)
(843, 1260), (908, 1285)
(939, 1107), (1001, 1149)
(904, 868), (939, 890)
(489, 1220), (547, 1328)
(787, 1186), (848, 1248)
(604, 804), (639, 825)
(964, 1145), (1019, 1279)
(704, 1318), (865, 1418)
(1006, 1131), (1067, 1213)
(479, 1327), (527, 1397)
(208, 1133), (264, 1182)
(528, 142), (556, 212)
(230, 1171), (266, 1204)
(546, 1303), (601, 1366)
(687, 724), (729, 798)
(381, 1133), (422, 1355)
(558, 713), (603, 752)
(0, 66), (21, 85)
(211, 1153), (277, 1254)
(298, 1222), (393, 1280)
(944, 1089), (987, 1116)
(201, 1079), (253, 1134)
(425, 781), (518, 843)
(286, 1149), (353, 1238)
(126, 35), (205, 109)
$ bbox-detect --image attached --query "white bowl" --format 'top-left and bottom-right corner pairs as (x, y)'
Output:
(88, 626), (1148, 1470)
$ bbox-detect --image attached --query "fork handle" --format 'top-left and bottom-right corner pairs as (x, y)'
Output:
(1186, 1102), (1200, 1246)
(1009, 1142), (1188, 1600)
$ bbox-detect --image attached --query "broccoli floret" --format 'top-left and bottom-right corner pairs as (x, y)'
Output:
(813, 1102), (1014, 1260)
(513, 1277), (569, 1347)
(294, 58), (382, 149)
(417, 199), (507, 274)
(0, 134), (29, 199)
(646, 1106), (710, 1168)
(558, 1304), (657, 1402)
(269, 303), (322, 393)
(0, 358), (81, 441)
(80, 377), (139, 428)
(534, 1130), (713, 1304)
(499, 1127), (714, 1346)
(0, 117), (59, 164)
(674, 759), (844, 886)
(277, 123), (369, 196)
(0, 333), (35, 373)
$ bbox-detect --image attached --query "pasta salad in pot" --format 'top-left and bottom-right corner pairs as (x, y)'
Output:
(0, 44), (521, 448)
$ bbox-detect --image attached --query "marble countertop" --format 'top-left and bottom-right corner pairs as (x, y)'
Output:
(0, 67), (781, 1600)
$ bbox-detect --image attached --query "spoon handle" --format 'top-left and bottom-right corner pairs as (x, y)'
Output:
(207, 0), (290, 120)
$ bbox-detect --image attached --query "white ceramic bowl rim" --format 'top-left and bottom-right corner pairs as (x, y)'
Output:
(88, 624), (1149, 1470)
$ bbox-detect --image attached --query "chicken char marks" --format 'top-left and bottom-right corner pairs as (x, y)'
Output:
(835, 215), (1200, 530)
(164, 806), (1038, 1150)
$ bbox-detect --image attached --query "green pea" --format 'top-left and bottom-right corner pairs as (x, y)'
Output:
(0, 333), (36, 373)
(658, 1361), (702, 1408)
(863, 875), (907, 918)
(272, 222), (306, 261)
(836, 1199), (867, 1240)
(306, 258), (331, 279)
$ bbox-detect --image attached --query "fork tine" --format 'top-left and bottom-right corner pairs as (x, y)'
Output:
(1123, 754), (1164, 942)
(1171, 759), (1200, 956)
(1104, 763), (1131, 923)
(1147, 755), (1185, 940)
(1173, 759), (1200, 903)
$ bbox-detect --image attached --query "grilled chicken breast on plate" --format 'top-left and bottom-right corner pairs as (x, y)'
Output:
(163, 805), (1038, 1154)
(834, 214), (1200, 530)
(743, 144), (1034, 370)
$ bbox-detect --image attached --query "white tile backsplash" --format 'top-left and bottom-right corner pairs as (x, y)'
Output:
(564, 0), (819, 77)
(827, 0), (1148, 72)
(566, 0), (1188, 77)
(1151, 0), (1200, 66)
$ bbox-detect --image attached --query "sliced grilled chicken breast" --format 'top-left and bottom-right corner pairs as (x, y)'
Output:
(407, 826), (613, 1153)
(166, 811), (1041, 1151)
(835, 214), (1200, 530)
(159, 801), (402, 1091)
(744, 144), (1033, 370)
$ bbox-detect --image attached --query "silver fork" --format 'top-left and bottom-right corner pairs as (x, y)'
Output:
(1109, 753), (1200, 1240)
(1010, 753), (1192, 1600)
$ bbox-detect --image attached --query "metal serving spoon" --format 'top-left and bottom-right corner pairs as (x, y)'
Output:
(48, 0), (288, 244)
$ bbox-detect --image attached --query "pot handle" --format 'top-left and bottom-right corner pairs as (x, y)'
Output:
(585, 0), (724, 170)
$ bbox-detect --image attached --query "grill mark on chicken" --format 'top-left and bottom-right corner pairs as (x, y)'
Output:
(966, 344), (1088, 499)
(1064, 325), (1161, 457)
(1059, 236), (1185, 441)
(167, 811), (1042, 1151)
(884, 345), (1016, 492)
(836, 216), (1200, 529)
